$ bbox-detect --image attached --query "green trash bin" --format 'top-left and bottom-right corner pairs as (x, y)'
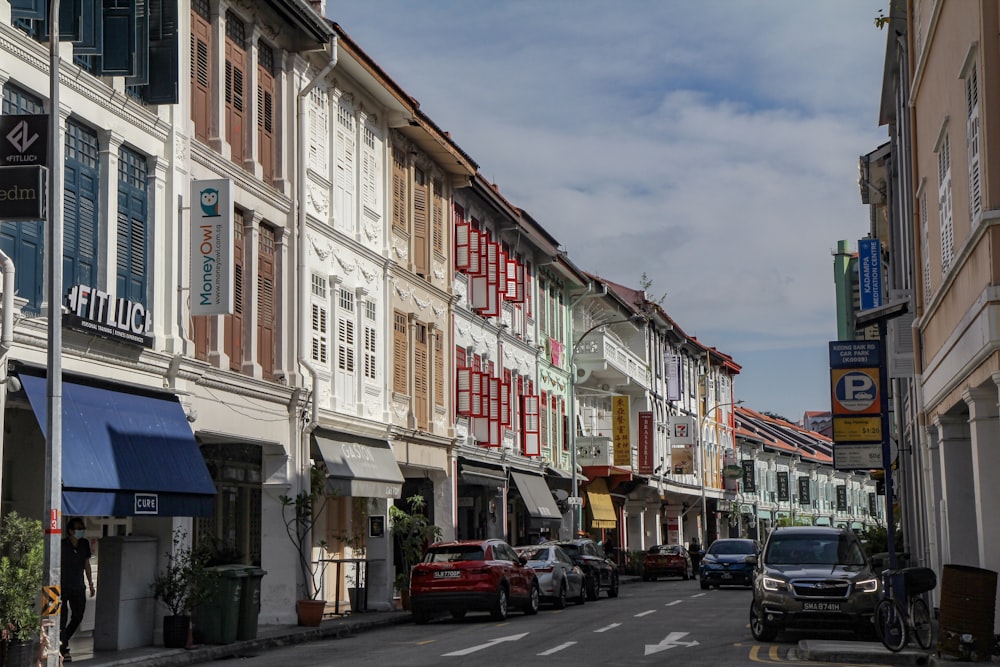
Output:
(237, 567), (267, 640)
(193, 565), (247, 645)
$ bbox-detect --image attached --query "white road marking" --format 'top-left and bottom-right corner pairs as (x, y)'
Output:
(442, 632), (529, 657)
(645, 631), (700, 656)
(665, 600), (683, 606)
(537, 642), (577, 656)
(594, 623), (621, 633)
(635, 610), (657, 617)
(691, 593), (707, 598)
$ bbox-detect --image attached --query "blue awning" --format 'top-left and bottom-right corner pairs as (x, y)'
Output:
(19, 373), (216, 516)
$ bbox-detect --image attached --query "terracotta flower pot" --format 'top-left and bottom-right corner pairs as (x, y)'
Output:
(296, 599), (326, 626)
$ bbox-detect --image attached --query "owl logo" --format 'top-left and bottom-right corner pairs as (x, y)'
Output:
(199, 188), (220, 217)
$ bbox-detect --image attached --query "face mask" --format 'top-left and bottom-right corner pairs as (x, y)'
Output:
(74, 530), (85, 540)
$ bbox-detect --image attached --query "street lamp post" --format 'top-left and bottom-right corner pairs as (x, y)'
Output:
(697, 399), (743, 545)
(569, 314), (644, 537)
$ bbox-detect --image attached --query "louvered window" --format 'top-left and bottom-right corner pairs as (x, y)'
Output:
(190, 0), (211, 142)
(225, 12), (246, 165)
(363, 301), (377, 381)
(413, 167), (429, 276)
(393, 311), (408, 394)
(337, 289), (355, 373)
(920, 188), (931, 299)
(257, 224), (276, 376)
(521, 395), (540, 456)
(966, 62), (981, 223)
(0, 84), (45, 315)
(539, 391), (549, 448)
(311, 274), (328, 363)
(335, 101), (356, 232)
(309, 87), (328, 175)
(432, 179), (444, 256)
(116, 146), (148, 305)
(362, 125), (378, 213)
(937, 131), (953, 273)
(392, 147), (407, 233)
(414, 323), (428, 429)
(434, 332), (444, 407)
(64, 121), (99, 290)
(257, 43), (275, 183)
(225, 212), (245, 370)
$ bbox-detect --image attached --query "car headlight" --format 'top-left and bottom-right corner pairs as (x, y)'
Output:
(855, 577), (878, 593)
(761, 575), (788, 591)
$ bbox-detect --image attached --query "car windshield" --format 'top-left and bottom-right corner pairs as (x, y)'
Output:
(558, 544), (580, 557)
(708, 541), (754, 556)
(516, 547), (548, 561)
(423, 546), (486, 563)
(649, 545), (681, 555)
(765, 535), (866, 566)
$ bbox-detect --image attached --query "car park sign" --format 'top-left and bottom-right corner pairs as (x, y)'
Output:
(829, 340), (884, 468)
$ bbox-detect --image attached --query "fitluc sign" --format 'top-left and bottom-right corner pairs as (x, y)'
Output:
(65, 284), (153, 347)
(190, 179), (234, 316)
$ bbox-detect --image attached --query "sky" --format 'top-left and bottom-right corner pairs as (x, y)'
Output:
(326, 1), (888, 423)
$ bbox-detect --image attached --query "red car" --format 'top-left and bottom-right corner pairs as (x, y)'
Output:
(409, 539), (540, 624)
(642, 544), (693, 581)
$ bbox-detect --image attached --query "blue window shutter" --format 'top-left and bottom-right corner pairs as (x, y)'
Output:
(142, 0), (178, 104)
(74, 0), (103, 54)
(116, 147), (148, 303)
(10, 0), (44, 21)
(63, 121), (100, 290)
(100, 1), (136, 76)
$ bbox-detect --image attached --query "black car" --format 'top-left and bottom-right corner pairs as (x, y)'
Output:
(549, 539), (619, 600)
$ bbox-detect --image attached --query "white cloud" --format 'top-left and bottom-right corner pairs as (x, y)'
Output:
(329, 0), (888, 419)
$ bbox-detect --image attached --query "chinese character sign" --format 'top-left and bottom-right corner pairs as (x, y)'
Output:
(612, 396), (631, 466)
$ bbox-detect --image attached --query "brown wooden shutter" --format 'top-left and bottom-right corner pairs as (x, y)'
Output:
(434, 332), (444, 407)
(391, 148), (407, 233)
(224, 15), (246, 166)
(257, 43), (275, 183)
(225, 213), (245, 371)
(432, 179), (444, 256)
(257, 224), (275, 377)
(413, 168), (428, 276)
(190, 6), (211, 142)
(540, 390), (548, 449)
(191, 316), (210, 361)
(414, 323), (428, 429)
(393, 311), (408, 394)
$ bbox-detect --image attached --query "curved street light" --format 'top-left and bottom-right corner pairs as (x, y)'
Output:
(568, 314), (646, 537)
(698, 398), (744, 545)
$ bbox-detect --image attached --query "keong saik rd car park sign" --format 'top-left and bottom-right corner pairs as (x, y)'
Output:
(829, 341), (883, 470)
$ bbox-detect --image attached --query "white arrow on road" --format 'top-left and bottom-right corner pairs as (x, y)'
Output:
(644, 631), (699, 656)
(442, 632), (529, 657)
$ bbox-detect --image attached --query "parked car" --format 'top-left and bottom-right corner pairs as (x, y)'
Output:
(699, 538), (761, 589)
(749, 526), (879, 642)
(514, 544), (586, 608)
(409, 539), (540, 624)
(642, 544), (693, 581)
(550, 539), (619, 600)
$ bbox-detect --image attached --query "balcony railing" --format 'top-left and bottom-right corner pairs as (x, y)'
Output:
(575, 330), (649, 387)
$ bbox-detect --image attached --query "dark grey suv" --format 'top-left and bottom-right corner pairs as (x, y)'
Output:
(749, 526), (878, 641)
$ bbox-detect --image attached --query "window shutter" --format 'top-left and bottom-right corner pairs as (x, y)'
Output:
(116, 146), (148, 304)
(434, 333), (444, 407)
(470, 370), (483, 418)
(224, 15), (247, 165)
(335, 105), (355, 232)
(455, 220), (470, 272)
(967, 65), (981, 221)
(363, 302), (377, 381)
(525, 261), (532, 317)
(393, 311), (408, 394)
(457, 367), (471, 416)
(190, 6), (211, 141)
(257, 44), (275, 183)
(561, 398), (568, 451)
(413, 169), (428, 276)
(311, 302), (328, 364)
(414, 323), (429, 429)
(100, 1), (135, 76)
(539, 391), (548, 449)
(488, 377), (501, 447)
(391, 148), (407, 233)
(501, 369), (512, 427)
(142, 0), (179, 104)
(506, 258), (519, 300)
(468, 227), (482, 276)
(521, 395), (540, 456)
(257, 225), (275, 376)
(497, 249), (508, 303)
(362, 125), (377, 212)
(225, 215), (245, 371)
(432, 179), (445, 256)
(484, 242), (499, 316)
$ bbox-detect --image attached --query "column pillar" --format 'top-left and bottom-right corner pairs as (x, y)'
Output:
(933, 413), (976, 567)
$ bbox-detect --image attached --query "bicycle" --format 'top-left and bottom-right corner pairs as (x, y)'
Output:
(874, 566), (937, 652)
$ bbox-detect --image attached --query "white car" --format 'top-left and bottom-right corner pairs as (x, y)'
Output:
(514, 544), (586, 609)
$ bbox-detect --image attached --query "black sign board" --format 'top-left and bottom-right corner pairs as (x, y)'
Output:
(777, 471), (789, 501)
(836, 485), (848, 512)
(0, 166), (46, 221)
(0, 115), (47, 165)
(741, 460), (756, 493)
(369, 515), (385, 539)
(797, 477), (811, 505)
(869, 492), (878, 516)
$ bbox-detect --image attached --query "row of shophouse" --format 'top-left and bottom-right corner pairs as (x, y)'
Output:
(0, 0), (880, 649)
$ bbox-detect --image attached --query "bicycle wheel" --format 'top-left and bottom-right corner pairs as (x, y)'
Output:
(876, 598), (908, 652)
(910, 597), (933, 650)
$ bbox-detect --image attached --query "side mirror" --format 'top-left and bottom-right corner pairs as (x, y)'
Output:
(519, 555), (528, 565)
(746, 555), (758, 567)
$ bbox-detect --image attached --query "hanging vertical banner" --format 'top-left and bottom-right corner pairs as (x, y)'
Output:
(665, 353), (681, 401)
(612, 395), (631, 466)
(798, 477), (811, 505)
(741, 460), (756, 492)
(190, 179), (234, 316)
(638, 411), (653, 475)
(836, 485), (848, 511)
(777, 471), (789, 501)
(858, 238), (883, 311)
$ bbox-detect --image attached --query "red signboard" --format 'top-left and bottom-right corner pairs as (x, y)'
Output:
(638, 411), (654, 475)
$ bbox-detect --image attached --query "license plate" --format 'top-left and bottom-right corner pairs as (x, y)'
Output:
(434, 570), (461, 578)
(803, 602), (840, 611)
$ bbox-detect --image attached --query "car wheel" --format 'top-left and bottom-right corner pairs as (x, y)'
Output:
(450, 609), (467, 619)
(607, 573), (619, 598)
(554, 579), (568, 609)
(490, 584), (509, 621)
(524, 581), (540, 615)
(585, 573), (599, 601)
(575, 580), (586, 605)
(700, 580), (709, 590)
(749, 602), (778, 642)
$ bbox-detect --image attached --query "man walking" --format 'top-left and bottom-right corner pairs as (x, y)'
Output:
(60, 517), (95, 662)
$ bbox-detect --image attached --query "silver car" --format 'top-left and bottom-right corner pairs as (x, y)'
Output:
(514, 544), (586, 609)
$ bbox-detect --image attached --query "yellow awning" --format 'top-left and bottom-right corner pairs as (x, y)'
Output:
(586, 478), (617, 528)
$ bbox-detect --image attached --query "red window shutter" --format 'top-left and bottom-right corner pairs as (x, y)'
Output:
(457, 367), (471, 416)
(190, 10), (211, 143)
(257, 224), (275, 378)
(257, 46), (275, 183)
(539, 391), (548, 449)
(225, 215), (244, 371)
(391, 148), (407, 233)
(224, 36), (246, 165)
(413, 169), (428, 276)
(455, 220), (469, 271)
(393, 311), (408, 394)
(521, 395), (540, 456)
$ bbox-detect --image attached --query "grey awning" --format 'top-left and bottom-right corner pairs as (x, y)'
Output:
(460, 462), (507, 486)
(312, 431), (404, 499)
(511, 472), (562, 526)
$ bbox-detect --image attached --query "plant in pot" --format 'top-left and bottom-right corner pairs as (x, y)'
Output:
(389, 495), (441, 609)
(152, 528), (216, 648)
(0, 511), (44, 667)
(279, 464), (331, 626)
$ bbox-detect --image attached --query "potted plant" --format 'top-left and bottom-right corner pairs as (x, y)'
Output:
(279, 464), (330, 626)
(0, 511), (43, 667)
(389, 495), (441, 609)
(152, 528), (215, 648)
